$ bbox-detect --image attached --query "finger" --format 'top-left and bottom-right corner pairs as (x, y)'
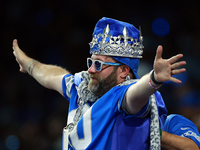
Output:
(171, 61), (186, 70)
(170, 76), (182, 84)
(168, 54), (183, 64)
(19, 65), (23, 72)
(15, 57), (19, 64)
(12, 39), (19, 49)
(19, 64), (27, 73)
(12, 39), (22, 54)
(13, 50), (16, 57)
(171, 68), (186, 75)
(155, 45), (163, 61)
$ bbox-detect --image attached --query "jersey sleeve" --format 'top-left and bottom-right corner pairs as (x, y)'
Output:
(119, 87), (167, 128)
(118, 82), (151, 118)
(164, 114), (200, 148)
(62, 72), (83, 101)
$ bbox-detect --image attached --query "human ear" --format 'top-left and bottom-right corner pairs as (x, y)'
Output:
(119, 65), (130, 79)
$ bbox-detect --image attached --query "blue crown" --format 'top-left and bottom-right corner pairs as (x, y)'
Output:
(89, 17), (144, 58)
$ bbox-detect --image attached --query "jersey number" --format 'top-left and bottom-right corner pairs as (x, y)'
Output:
(69, 107), (92, 149)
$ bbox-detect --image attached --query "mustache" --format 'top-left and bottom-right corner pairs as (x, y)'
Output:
(89, 74), (99, 79)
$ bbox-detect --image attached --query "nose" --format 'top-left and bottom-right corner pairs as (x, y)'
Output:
(88, 63), (97, 73)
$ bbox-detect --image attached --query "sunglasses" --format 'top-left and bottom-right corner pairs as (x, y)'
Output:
(87, 58), (123, 72)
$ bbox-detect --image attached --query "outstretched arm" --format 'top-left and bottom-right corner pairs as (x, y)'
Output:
(125, 45), (186, 114)
(12, 39), (70, 95)
(161, 130), (199, 150)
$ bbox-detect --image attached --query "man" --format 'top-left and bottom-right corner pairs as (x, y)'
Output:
(161, 114), (200, 150)
(12, 17), (186, 149)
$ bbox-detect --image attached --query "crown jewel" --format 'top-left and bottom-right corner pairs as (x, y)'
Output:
(89, 24), (144, 58)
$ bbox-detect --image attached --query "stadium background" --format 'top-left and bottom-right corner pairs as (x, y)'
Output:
(1, 0), (200, 149)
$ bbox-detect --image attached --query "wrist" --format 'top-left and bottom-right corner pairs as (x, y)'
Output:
(27, 60), (39, 76)
(151, 70), (163, 85)
(148, 70), (163, 90)
(27, 60), (36, 74)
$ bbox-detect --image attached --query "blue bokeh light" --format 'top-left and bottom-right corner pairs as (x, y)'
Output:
(152, 18), (170, 37)
(35, 8), (52, 26)
(5, 135), (20, 150)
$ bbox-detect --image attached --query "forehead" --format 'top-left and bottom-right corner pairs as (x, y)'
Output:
(91, 54), (115, 62)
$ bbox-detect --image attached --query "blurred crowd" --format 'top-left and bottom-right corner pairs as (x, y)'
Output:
(1, 0), (200, 149)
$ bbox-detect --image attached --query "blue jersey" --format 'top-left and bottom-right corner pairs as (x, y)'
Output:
(62, 71), (167, 149)
(164, 114), (200, 148)
(110, 91), (167, 150)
